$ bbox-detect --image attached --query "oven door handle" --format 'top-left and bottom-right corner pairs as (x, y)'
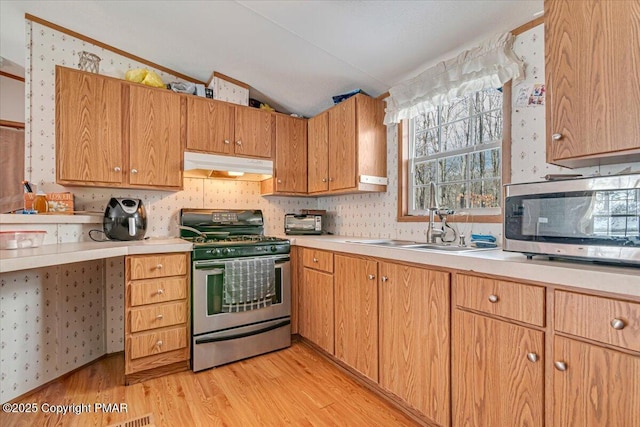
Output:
(195, 319), (291, 344)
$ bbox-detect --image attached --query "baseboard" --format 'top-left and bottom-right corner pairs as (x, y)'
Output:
(125, 360), (190, 385)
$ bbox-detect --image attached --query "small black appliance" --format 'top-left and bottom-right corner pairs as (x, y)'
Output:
(103, 198), (147, 241)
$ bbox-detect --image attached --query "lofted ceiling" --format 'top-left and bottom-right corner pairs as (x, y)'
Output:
(0, 0), (542, 117)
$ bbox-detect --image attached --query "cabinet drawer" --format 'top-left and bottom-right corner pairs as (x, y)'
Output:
(129, 326), (188, 360)
(555, 291), (640, 352)
(128, 253), (188, 280)
(130, 277), (187, 307)
(455, 274), (545, 327)
(302, 248), (333, 273)
(130, 301), (188, 333)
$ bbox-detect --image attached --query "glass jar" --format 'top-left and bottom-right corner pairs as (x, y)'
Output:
(33, 192), (48, 213)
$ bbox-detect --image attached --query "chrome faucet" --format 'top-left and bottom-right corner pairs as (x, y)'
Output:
(426, 182), (458, 244)
(426, 182), (444, 243)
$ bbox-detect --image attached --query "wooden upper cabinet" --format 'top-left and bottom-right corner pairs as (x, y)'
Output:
(56, 66), (123, 185)
(234, 107), (273, 158)
(379, 262), (450, 426)
(274, 115), (307, 193)
(553, 336), (640, 427)
(186, 97), (234, 154)
(308, 94), (386, 195)
(128, 84), (184, 188)
(307, 112), (329, 193)
(56, 66), (184, 190)
(453, 310), (544, 427)
(545, 0), (640, 167)
(334, 254), (378, 382)
(328, 96), (357, 191)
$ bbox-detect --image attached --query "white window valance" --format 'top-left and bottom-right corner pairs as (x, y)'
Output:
(384, 32), (524, 125)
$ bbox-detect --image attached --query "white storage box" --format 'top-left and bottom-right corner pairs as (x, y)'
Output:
(206, 72), (249, 106)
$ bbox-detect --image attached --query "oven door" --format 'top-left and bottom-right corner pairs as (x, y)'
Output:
(192, 254), (291, 336)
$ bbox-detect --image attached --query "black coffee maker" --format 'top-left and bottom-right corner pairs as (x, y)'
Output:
(103, 198), (147, 241)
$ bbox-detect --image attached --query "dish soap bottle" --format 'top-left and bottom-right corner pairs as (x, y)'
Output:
(33, 191), (48, 213)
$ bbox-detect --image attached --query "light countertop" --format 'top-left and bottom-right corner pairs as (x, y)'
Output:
(287, 235), (640, 299)
(0, 238), (192, 273)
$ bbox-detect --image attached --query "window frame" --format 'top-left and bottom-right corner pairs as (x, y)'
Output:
(397, 82), (512, 224)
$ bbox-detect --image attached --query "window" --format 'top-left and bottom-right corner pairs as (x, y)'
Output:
(407, 87), (504, 217)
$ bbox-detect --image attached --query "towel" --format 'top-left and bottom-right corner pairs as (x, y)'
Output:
(223, 258), (276, 312)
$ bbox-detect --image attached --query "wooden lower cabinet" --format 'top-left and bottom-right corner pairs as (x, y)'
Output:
(453, 310), (544, 427)
(379, 262), (450, 426)
(300, 267), (334, 354)
(553, 335), (640, 427)
(125, 253), (190, 384)
(334, 254), (378, 382)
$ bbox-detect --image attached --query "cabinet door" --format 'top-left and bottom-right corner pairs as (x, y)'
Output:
(275, 115), (307, 193)
(334, 255), (378, 381)
(307, 112), (329, 193)
(300, 268), (334, 354)
(56, 67), (123, 184)
(234, 107), (272, 158)
(128, 85), (183, 188)
(328, 97), (357, 191)
(553, 336), (640, 427)
(453, 310), (544, 427)
(379, 262), (450, 426)
(186, 97), (234, 154)
(546, 0), (640, 163)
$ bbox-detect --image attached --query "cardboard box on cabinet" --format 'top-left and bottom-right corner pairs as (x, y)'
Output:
(206, 71), (249, 106)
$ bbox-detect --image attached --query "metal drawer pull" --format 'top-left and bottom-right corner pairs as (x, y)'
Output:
(552, 133), (563, 141)
(610, 318), (626, 330)
(131, 168), (138, 174)
(322, 178), (327, 182)
(554, 361), (567, 371)
(313, 258), (318, 263)
(527, 353), (539, 363)
(114, 166), (121, 172)
(488, 294), (499, 303)
(236, 140), (242, 146)
(157, 289), (164, 295)
(156, 340), (163, 347)
(156, 314), (164, 320)
(368, 274), (376, 280)
(156, 264), (163, 269)
(224, 139), (230, 144)
(381, 276), (388, 282)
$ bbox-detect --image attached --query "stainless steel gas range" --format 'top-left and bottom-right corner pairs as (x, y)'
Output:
(180, 209), (291, 372)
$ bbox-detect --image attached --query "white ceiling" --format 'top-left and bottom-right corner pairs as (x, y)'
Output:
(0, 0), (542, 117)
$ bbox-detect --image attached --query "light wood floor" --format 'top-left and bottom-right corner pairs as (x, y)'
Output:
(1, 342), (419, 426)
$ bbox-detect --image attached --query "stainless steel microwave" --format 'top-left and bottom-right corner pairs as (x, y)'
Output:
(504, 174), (640, 266)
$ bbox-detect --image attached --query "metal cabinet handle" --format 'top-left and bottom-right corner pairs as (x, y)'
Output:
(156, 340), (163, 347)
(322, 178), (327, 182)
(527, 353), (539, 363)
(554, 361), (567, 371)
(156, 264), (163, 269)
(329, 177), (334, 182)
(611, 318), (626, 330)
(277, 179), (282, 184)
(224, 139), (230, 144)
(156, 314), (164, 320)
(313, 258), (318, 263)
(157, 289), (164, 295)
(488, 294), (499, 303)
(381, 276), (388, 282)
(131, 168), (138, 174)
(114, 166), (121, 172)
(552, 133), (563, 141)
(236, 140), (242, 146)
(368, 274), (376, 280)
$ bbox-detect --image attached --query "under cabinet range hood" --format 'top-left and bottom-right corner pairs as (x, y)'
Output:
(183, 151), (273, 181)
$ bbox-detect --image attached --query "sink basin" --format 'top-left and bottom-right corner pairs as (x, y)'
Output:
(401, 243), (493, 252)
(346, 239), (418, 246)
(346, 240), (495, 252)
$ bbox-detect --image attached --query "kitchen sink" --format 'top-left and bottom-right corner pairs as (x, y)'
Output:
(346, 240), (495, 252)
(345, 239), (418, 246)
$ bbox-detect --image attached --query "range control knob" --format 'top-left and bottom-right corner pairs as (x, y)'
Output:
(214, 248), (222, 256)
(270, 245), (278, 252)
(222, 248), (230, 255)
